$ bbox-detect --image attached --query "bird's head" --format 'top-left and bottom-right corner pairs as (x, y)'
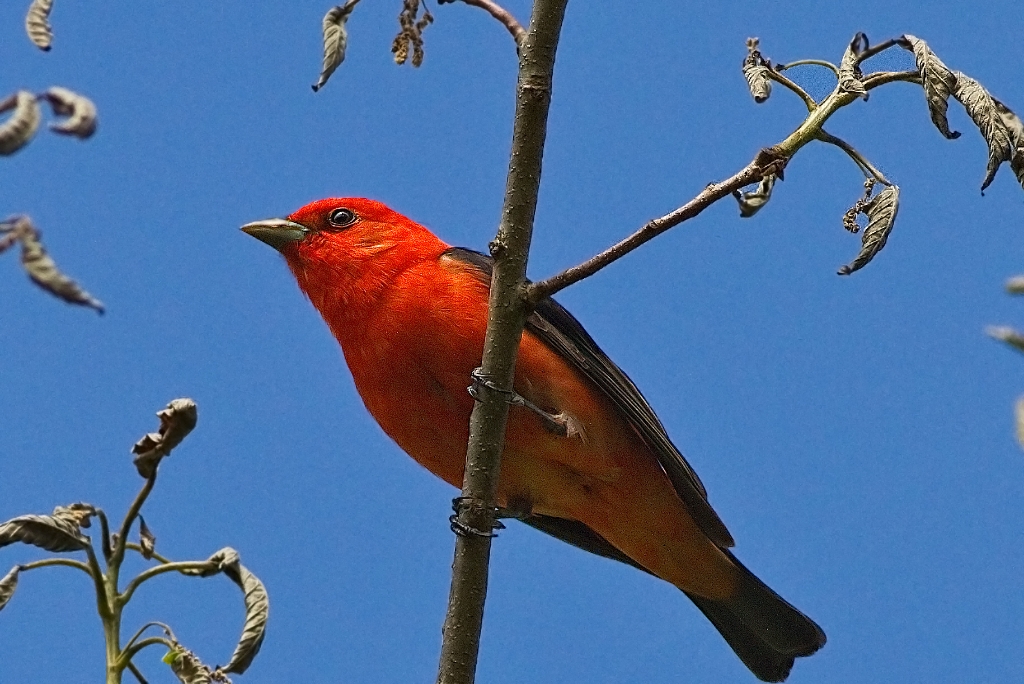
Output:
(242, 197), (450, 318)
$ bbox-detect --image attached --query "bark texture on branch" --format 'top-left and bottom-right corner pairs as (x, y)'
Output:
(435, 2), (568, 684)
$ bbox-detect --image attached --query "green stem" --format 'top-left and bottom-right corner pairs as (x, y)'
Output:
(18, 557), (93, 576)
(816, 129), (893, 185)
(776, 58), (839, 75)
(118, 636), (176, 669)
(118, 561), (217, 607)
(767, 67), (818, 111)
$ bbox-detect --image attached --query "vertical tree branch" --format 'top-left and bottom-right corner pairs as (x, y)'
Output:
(435, 2), (568, 684)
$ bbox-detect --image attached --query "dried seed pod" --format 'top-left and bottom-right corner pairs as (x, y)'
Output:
(0, 567), (20, 613)
(392, 0), (431, 67)
(838, 184), (899, 275)
(132, 398), (199, 477)
(25, 0), (54, 51)
(6, 216), (105, 312)
(41, 87), (97, 138)
(0, 91), (42, 156)
(742, 38), (771, 104)
(0, 513), (89, 553)
(837, 32), (869, 101)
(312, 1), (360, 92)
(952, 72), (1016, 193)
(898, 35), (960, 140)
(732, 174), (776, 217)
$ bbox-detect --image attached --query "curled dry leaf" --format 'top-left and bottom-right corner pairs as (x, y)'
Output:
(312, 1), (359, 93)
(132, 398), (199, 477)
(732, 173), (776, 217)
(0, 91), (42, 156)
(0, 513), (89, 553)
(52, 502), (96, 529)
(742, 37), (771, 104)
(898, 35), (961, 140)
(25, 0), (54, 51)
(838, 184), (899, 275)
(182, 547), (241, 578)
(993, 98), (1024, 191)
(164, 645), (227, 684)
(139, 516), (156, 560)
(952, 72), (1016, 193)
(41, 87), (98, 138)
(987, 326), (1024, 354)
(837, 32), (869, 101)
(2, 216), (105, 312)
(221, 562), (269, 674)
(0, 566), (19, 613)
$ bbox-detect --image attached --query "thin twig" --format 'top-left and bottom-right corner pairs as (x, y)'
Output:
(528, 161), (763, 301)
(18, 557), (94, 576)
(126, 662), (149, 684)
(436, 2), (568, 683)
(124, 541), (172, 564)
(767, 67), (818, 111)
(453, 0), (526, 45)
(96, 508), (112, 563)
(776, 59), (839, 76)
(815, 129), (893, 185)
(118, 560), (217, 606)
(112, 474), (157, 565)
(118, 636), (176, 667)
(856, 38), (900, 65)
(863, 70), (921, 90)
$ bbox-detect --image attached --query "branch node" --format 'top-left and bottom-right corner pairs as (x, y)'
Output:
(449, 497), (504, 538)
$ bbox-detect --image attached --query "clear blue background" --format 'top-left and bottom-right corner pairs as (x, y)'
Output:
(1, 1), (1022, 682)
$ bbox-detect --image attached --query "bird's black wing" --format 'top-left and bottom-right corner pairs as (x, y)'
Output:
(442, 247), (734, 548)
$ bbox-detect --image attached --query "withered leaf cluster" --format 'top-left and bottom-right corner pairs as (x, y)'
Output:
(898, 35), (1024, 193)
(0, 88), (96, 156)
(392, 0), (433, 67)
(312, 0), (361, 92)
(0, 505), (93, 554)
(132, 398), (199, 478)
(40, 87), (98, 138)
(25, 0), (54, 51)
(183, 547), (269, 675)
(0, 216), (105, 313)
(838, 182), (900, 275)
(742, 37), (771, 104)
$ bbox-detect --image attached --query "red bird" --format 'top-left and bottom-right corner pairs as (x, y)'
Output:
(242, 198), (825, 681)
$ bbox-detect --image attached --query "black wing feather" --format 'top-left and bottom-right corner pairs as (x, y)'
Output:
(442, 247), (734, 549)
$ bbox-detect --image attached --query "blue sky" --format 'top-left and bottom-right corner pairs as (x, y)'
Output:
(1, 1), (1023, 682)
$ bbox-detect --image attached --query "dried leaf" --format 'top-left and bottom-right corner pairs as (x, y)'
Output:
(898, 35), (961, 139)
(742, 37), (771, 104)
(311, 1), (359, 92)
(4, 216), (105, 312)
(0, 566), (19, 613)
(221, 562), (269, 674)
(732, 173), (776, 217)
(164, 645), (226, 684)
(987, 326), (1024, 354)
(139, 516), (156, 560)
(41, 87), (97, 138)
(132, 398), (199, 477)
(25, 0), (54, 51)
(993, 97), (1024, 191)
(52, 502), (96, 529)
(837, 32), (869, 101)
(952, 72), (1015, 193)
(180, 547), (268, 674)
(0, 513), (89, 553)
(0, 91), (42, 156)
(838, 184), (899, 275)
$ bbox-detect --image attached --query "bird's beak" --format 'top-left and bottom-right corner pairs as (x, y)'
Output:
(241, 218), (310, 252)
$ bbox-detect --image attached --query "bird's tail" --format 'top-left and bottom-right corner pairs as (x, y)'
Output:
(684, 550), (826, 682)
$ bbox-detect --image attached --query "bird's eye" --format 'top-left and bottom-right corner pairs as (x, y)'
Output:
(328, 208), (357, 228)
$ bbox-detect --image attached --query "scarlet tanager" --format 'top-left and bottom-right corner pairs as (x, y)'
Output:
(242, 198), (825, 681)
